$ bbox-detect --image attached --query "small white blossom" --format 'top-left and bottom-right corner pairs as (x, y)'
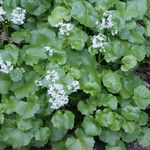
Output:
(55, 22), (73, 36)
(0, 7), (5, 16)
(48, 94), (68, 110)
(45, 70), (59, 82)
(44, 46), (54, 57)
(0, 0), (3, 4)
(92, 34), (107, 52)
(10, 7), (26, 25)
(67, 80), (80, 92)
(111, 27), (118, 36)
(0, 7), (6, 21)
(96, 10), (114, 30)
(0, 54), (13, 74)
(35, 80), (42, 87)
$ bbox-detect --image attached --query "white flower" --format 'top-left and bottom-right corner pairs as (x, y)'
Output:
(0, 7), (6, 21)
(92, 34), (107, 52)
(35, 80), (42, 87)
(10, 7), (26, 25)
(44, 46), (54, 57)
(0, 0), (3, 4)
(96, 10), (114, 30)
(48, 83), (69, 109)
(67, 80), (80, 92)
(48, 94), (68, 109)
(0, 7), (5, 16)
(0, 54), (13, 74)
(111, 27), (118, 36)
(55, 22), (73, 36)
(45, 70), (59, 82)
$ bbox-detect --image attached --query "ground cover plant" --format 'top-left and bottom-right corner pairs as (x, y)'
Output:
(0, 0), (150, 149)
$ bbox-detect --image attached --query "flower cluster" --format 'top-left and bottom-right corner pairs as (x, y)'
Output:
(91, 34), (107, 52)
(35, 69), (80, 109)
(45, 70), (59, 82)
(0, 54), (13, 74)
(10, 7), (26, 25)
(67, 80), (80, 92)
(0, 7), (6, 21)
(48, 83), (69, 109)
(35, 70), (69, 109)
(46, 70), (69, 109)
(55, 22), (73, 36)
(44, 46), (54, 57)
(96, 10), (118, 36)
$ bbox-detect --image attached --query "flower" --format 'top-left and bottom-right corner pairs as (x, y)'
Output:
(67, 80), (80, 92)
(55, 22), (73, 36)
(35, 80), (42, 87)
(0, 54), (13, 74)
(0, 7), (5, 16)
(111, 27), (118, 36)
(0, 7), (6, 21)
(44, 46), (54, 57)
(96, 10), (118, 36)
(10, 7), (26, 25)
(45, 70), (59, 82)
(92, 34), (107, 52)
(0, 0), (3, 4)
(48, 83), (69, 109)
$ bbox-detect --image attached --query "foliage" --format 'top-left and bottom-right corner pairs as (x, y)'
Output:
(0, 0), (150, 149)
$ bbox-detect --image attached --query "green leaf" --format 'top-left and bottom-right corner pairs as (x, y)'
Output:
(68, 26), (88, 51)
(121, 55), (137, 71)
(0, 114), (4, 124)
(2, 44), (19, 64)
(138, 127), (150, 147)
(11, 29), (30, 43)
(51, 139), (66, 150)
(29, 28), (59, 47)
(124, 45), (146, 62)
(123, 0), (147, 20)
(35, 127), (51, 141)
(121, 106), (141, 122)
(15, 101), (40, 119)
(106, 141), (126, 150)
(95, 109), (115, 127)
(77, 100), (96, 115)
(144, 18), (150, 37)
(48, 6), (71, 26)
(24, 45), (47, 66)
(82, 116), (101, 136)
(13, 80), (37, 99)
(51, 110), (75, 130)
(122, 120), (136, 134)
(1, 123), (33, 148)
(100, 94), (118, 110)
(66, 0), (99, 28)
(10, 68), (25, 81)
(17, 118), (33, 131)
(102, 72), (121, 93)
(50, 124), (67, 141)
(96, 0), (119, 9)
(21, 0), (50, 16)
(122, 126), (141, 143)
(2, 96), (18, 114)
(0, 73), (11, 94)
(99, 129), (121, 145)
(66, 136), (94, 150)
(133, 85), (150, 109)
(138, 111), (148, 126)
